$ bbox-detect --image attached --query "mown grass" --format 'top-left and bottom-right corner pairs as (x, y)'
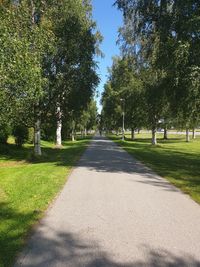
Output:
(109, 133), (200, 204)
(0, 137), (91, 267)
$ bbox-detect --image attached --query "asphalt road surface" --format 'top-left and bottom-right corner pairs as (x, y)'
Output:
(15, 136), (200, 267)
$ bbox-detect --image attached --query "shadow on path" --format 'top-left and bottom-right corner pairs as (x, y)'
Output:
(15, 227), (200, 267)
(13, 136), (200, 267)
(78, 137), (179, 193)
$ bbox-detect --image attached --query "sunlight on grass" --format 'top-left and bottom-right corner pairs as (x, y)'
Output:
(0, 138), (91, 267)
(109, 133), (200, 204)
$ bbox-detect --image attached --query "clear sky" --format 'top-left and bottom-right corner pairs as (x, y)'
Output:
(92, 0), (123, 113)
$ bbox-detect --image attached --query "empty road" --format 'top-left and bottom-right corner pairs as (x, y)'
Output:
(15, 136), (200, 267)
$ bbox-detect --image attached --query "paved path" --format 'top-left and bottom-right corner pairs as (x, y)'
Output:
(15, 136), (200, 267)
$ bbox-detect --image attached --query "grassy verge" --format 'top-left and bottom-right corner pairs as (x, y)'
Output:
(109, 133), (200, 204)
(0, 137), (91, 267)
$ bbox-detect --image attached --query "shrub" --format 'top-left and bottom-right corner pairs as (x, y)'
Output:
(13, 125), (28, 147)
(0, 124), (10, 144)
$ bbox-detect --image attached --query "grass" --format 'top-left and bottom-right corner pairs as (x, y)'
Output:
(0, 137), (91, 267)
(109, 132), (200, 204)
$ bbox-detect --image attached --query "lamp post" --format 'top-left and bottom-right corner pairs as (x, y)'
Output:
(120, 98), (125, 141)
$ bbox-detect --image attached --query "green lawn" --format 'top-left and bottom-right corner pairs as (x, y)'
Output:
(109, 133), (200, 204)
(0, 138), (91, 267)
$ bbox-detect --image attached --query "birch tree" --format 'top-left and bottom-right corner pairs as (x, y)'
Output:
(0, 1), (55, 154)
(46, 0), (100, 146)
(116, 0), (200, 143)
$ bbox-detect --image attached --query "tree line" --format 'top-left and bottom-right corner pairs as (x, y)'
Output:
(101, 0), (200, 144)
(0, 0), (100, 154)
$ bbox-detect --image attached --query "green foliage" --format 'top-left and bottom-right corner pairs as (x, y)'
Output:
(0, 1), (54, 126)
(13, 125), (28, 147)
(80, 100), (98, 131)
(0, 0), (101, 153)
(27, 127), (34, 144)
(102, 56), (146, 132)
(45, 0), (100, 131)
(0, 124), (10, 144)
(102, 0), (200, 143)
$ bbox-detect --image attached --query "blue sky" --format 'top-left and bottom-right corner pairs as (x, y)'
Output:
(92, 0), (123, 113)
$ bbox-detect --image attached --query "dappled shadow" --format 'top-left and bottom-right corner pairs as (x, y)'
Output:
(128, 174), (180, 192)
(1, 135), (199, 197)
(0, 138), (90, 167)
(109, 137), (200, 196)
(14, 227), (200, 267)
(69, 135), (200, 196)
(78, 137), (152, 174)
(75, 137), (181, 193)
(0, 201), (39, 267)
(3, 136), (200, 266)
(122, 142), (200, 175)
(0, 143), (30, 162)
(114, 136), (188, 144)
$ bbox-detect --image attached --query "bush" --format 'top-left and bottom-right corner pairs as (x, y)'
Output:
(0, 124), (10, 144)
(13, 125), (28, 147)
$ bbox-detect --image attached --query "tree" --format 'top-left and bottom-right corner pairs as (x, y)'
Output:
(77, 100), (98, 136)
(45, 0), (101, 146)
(168, 1), (200, 141)
(0, 0), (55, 154)
(115, 0), (200, 143)
(101, 56), (146, 138)
(0, 0), (101, 153)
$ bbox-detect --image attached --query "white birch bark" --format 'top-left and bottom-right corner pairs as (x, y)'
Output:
(34, 118), (41, 156)
(56, 106), (62, 147)
(71, 130), (75, 142)
(152, 127), (157, 145)
(71, 119), (75, 141)
(186, 128), (190, 142)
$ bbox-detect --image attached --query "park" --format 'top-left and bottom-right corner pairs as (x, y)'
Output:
(0, 1), (200, 267)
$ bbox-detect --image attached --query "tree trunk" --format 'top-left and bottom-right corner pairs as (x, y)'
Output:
(192, 128), (196, 139)
(186, 128), (190, 142)
(84, 128), (87, 137)
(72, 126), (75, 142)
(131, 128), (135, 140)
(31, 1), (41, 156)
(163, 126), (168, 140)
(34, 118), (41, 156)
(152, 126), (157, 145)
(56, 106), (62, 147)
(71, 131), (75, 142)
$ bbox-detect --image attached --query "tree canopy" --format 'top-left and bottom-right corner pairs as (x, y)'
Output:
(101, 0), (200, 144)
(0, 0), (101, 153)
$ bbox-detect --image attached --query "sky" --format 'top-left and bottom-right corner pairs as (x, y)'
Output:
(92, 0), (123, 113)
